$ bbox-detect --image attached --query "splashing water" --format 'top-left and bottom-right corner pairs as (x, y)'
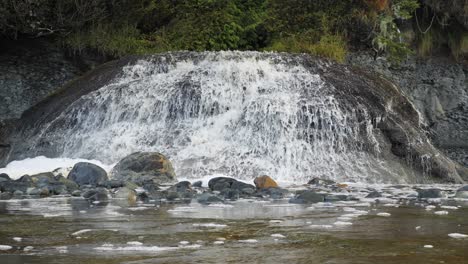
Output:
(27, 52), (409, 183)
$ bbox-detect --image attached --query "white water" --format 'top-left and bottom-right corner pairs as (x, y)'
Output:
(0, 156), (113, 179)
(14, 52), (410, 183)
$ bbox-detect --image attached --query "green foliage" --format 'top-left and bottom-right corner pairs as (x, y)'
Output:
(0, 0), (466, 63)
(64, 24), (161, 57)
(266, 34), (347, 62)
(372, 0), (419, 63)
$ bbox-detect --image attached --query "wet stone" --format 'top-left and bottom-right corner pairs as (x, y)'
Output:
(68, 162), (108, 187)
(289, 190), (325, 204)
(366, 191), (382, 198)
(417, 188), (444, 199)
(197, 193), (224, 205)
(455, 185), (468, 199)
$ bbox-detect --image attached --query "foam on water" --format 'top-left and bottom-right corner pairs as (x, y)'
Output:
(0, 156), (113, 179)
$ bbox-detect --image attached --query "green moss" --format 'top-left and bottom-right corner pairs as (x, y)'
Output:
(266, 34), (347, 62)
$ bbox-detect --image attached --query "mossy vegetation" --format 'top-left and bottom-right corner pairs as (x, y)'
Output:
(0, 0), (466, 62)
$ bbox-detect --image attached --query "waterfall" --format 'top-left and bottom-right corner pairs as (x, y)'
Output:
(28, 51), (408, 183)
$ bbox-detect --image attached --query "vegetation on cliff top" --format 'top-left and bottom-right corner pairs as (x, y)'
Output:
(0, 0), (466, 63)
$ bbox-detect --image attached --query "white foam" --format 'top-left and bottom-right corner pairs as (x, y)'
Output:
(309, 225), (334, 229)
(448, 233), (468, 239)
(0, 245), (12, 250)
(213, 241), (225, 245)
(440, 206), (458, 210)
(12, 237), (22, 242)
(376, 212), (391, 217)
(334, 221), (353, 226)
(23, 246), (34, 252)
(434, 211), (449, 215)
(0, 156), (113, 179)
(95, 245), (177, 252)
(271, 234), (286, 238)
(193, 223), (227, 228)
(238, 239), (258, 243)
(127, 241), (143, 246)
(423, 245), (433, 248)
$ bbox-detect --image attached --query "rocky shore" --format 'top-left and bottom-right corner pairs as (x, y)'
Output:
(1, 151), (468, 207)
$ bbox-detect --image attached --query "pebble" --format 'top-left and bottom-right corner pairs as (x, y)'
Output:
(423, 245), (433, 248)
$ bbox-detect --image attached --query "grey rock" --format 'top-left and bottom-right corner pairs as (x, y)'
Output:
(192, 181), (203, 188)
(82, 188), (109, 203)
(455, 185), (468, 198)
(308, 178), (336, 186)
(68, 162), (108, 186)
(0, 173), (10, 182)
(111, 152), (176, 185)
(417, 188), (444, 199)
(71, 190), (82, 197)
(289, 190), (325, 204)
(197, 193), (224, 205)
(366, 191), (382, 198)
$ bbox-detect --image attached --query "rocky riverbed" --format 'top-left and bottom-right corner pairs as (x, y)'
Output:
(1, 152), (468, 263)
(1, 181), (468, 264)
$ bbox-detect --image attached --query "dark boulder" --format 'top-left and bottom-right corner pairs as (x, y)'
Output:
(366, 190), (382, 198)
(0, 173), (10, 182)
(208, 177), (237, 191)
(192, 181), (203, 188)
(0, 179), (32, 193)
(257, 187), (289, 199)
(68, 162), (108, 186)
(82, 188), (109, 203)
(416, 188), (444, 199)
(197, 193), (224, 205)
(111, 152), (176, 185)
(308, 178), (336, 186)
(289, 190), (325, 204)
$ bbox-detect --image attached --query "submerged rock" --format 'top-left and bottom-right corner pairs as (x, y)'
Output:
(366, 191), (383, 198)
(82, 188), (109, 203)
(308, 178), (336, 186)
(68, 162), (108, 186)
(111, 152), (176, 185)
(197, 193), (224, 205)
(417, 188), (444, 199)
(254, 175), (278, 189)
(0, 173), (10, 182)
(289, 190), (325, 204)
(455, 185), (468, 199)
(256, 187), (289, 199)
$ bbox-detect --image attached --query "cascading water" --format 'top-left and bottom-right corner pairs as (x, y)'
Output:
(28, 51), (410, 183)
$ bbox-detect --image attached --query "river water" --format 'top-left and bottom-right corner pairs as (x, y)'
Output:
(1, 184), (467, 264)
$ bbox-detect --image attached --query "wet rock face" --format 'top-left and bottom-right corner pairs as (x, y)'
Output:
(111, 152), (176, 185)
(2, 52), (466, 183)
(0, 39), (80, 120)
(68, 162), (108, 186)
(348, 53), (468, 169)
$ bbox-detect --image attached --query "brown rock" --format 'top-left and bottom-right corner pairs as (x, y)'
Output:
(254, 175), (278, 189)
